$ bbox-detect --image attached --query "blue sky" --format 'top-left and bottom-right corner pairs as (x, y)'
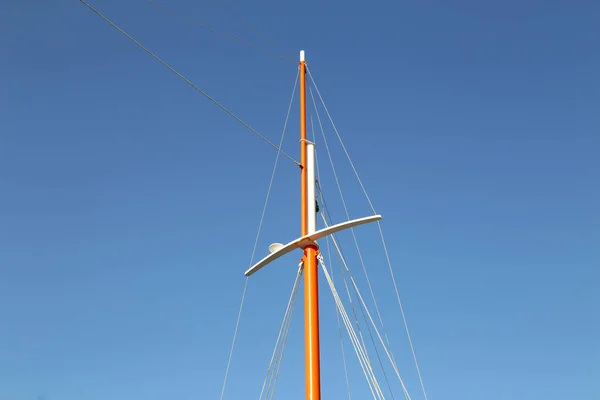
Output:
(1, 0), (599, 399)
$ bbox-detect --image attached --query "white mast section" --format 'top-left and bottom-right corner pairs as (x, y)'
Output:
(307, 141), (316, 234)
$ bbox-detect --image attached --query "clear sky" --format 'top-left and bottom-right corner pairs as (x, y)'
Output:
(1, 1), (598, 399)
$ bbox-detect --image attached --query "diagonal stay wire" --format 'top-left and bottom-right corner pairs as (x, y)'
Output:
(144, 0), (294, 63)
(313, 116), (352, 400)
(320, 253), (385, 400)
(248, 68), (299, 266)
(308, 66), (429, 400)
(325, 234), (414, 400)
(220, 278), (249, 400)
(309, 84), (391, 366)
(257, 72), (300, 400)
(215, 0), (295, 61)
(327, 235), (353, 400)
(316, 110), (384, 399)
(306, 66), (375, 208)
(220, 68), (298, 400)
(316, 184), (384, 399)
(347, 266), (397, 400)
(309, 84), (400, 393)
(319, 200), (395, 400)
(264, 266), (302, 400)
(79, 0), (300, 167)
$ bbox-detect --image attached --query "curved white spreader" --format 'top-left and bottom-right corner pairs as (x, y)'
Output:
(244, 214), (382, 276)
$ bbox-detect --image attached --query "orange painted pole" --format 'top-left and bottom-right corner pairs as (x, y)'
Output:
(299, 50), (321, 400)
(304, 244), (320, 400)
(300, 52), (308, 236)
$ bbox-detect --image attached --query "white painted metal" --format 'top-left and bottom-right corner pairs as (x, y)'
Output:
(300, 50), (305, 62)
(244, 214), (382, 276)
(307, 142), (316, 234)
(269, 243), (284, 253)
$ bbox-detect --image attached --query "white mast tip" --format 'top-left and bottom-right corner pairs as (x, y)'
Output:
(300, 50), (305, 62)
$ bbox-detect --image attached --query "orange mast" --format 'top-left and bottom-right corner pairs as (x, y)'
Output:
(299, 50), (321, 400)
(246, 49), (379, 398)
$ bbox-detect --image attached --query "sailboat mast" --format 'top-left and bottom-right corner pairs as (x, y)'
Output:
(299, 50), (321, 400)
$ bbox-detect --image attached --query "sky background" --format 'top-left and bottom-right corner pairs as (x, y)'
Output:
(1, 0), (599, 399)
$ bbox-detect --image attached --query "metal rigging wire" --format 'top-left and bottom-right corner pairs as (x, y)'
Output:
(144, 0), (295, 63)
(79, 0), (300, 166)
